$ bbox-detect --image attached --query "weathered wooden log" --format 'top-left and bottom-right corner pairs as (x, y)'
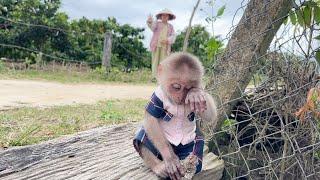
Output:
(0, 123), (224, 180)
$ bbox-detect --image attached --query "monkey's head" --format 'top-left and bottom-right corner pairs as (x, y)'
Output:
(157, 52), (204, 105)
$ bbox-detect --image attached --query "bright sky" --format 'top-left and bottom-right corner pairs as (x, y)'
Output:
(60, 0), (244, 48)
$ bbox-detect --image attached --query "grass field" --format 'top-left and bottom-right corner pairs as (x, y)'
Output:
(0, 61), (154, 84)
(0, 99), (147, 148)
(0, 63), (153, 148)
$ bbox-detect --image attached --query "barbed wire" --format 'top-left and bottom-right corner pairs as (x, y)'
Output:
(202, 0), (320, 179)
(0, 43), (101, 65)
(0, 41), (151, 66)
(0, 16), (105, 37)
(0, 15), (152, 65)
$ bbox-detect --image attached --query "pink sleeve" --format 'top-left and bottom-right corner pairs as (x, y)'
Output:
(147, 21), (158, 32)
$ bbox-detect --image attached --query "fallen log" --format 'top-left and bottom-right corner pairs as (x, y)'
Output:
(0, 123), (224, 180)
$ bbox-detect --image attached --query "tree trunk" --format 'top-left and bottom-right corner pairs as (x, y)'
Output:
(205, 0), (293, 134)
(183, 0), (201, 52)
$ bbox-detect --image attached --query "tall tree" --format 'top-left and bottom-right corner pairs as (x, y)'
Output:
(205, 0), (293, 134)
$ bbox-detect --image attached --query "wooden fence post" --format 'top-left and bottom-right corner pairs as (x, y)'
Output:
(102, 32), (112, 71)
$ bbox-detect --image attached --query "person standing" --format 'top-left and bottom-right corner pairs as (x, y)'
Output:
(147, 8), (176, 78)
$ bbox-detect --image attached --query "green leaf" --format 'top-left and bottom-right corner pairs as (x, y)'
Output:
(316, 51), (320, 65)
(289, 11), (297, 25)
(283, 17), (288, 25)
(303, 5), (311, 26)
(296, 9), (305, 26)
(221, 119), (236, 131)
(315, 35), (320, 40)
(216, 5), (226, 17)
(314, 6), (320, 24)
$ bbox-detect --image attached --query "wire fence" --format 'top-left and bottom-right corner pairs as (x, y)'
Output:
(0, 14), (105, 66)
(0, 15), (150, 69)
(0, 43), (101, 66)
(201, 0), (320, 179)
(0, 16), (105, 37)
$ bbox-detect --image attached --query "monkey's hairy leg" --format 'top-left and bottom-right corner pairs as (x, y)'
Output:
(141, 145), (168, 178)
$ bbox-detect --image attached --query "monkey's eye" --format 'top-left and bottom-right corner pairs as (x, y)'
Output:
(172, 83), (181, 91)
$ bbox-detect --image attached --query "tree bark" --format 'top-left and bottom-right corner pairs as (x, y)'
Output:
(102, 32), (112, 70)
(205, 0), (293, 133)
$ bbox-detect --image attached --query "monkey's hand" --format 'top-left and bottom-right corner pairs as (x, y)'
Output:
(162, 151), (185, 180)
(185, 88), (207, 113)
(152, 161), (168, 178)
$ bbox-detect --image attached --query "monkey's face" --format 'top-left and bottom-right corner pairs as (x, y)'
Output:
(165, 79), (194, 105)
(158, 62), (200, 105)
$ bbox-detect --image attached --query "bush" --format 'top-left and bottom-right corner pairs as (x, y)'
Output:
(0, 60), (5, 72)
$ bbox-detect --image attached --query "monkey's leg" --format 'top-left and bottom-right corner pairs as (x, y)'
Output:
(140, 145), (168, 178)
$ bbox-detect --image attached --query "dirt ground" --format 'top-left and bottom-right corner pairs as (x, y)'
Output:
(0, 79), (155, 110)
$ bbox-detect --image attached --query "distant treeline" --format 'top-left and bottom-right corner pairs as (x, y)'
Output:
(0, 0), (224, 70)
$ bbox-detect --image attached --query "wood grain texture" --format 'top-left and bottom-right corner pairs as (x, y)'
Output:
(0, 123), (224, 180)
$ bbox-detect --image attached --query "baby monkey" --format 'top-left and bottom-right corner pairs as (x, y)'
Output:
(133, 52), (217, 180)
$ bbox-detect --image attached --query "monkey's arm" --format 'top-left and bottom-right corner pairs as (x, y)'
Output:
(185, 88), (218, 128)
(144, 111), (184, 179)
(198, 93), (218, 129)
(143, 111), (173, 157)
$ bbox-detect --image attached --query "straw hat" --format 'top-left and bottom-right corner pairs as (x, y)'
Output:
(156, 8), (176, 20)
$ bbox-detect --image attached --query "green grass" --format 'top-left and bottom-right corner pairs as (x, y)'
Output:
(0, 64), (154, 84)
(0, 99), (147, 148)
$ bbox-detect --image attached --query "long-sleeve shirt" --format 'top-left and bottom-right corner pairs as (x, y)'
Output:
(147, 20), (176, 54)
